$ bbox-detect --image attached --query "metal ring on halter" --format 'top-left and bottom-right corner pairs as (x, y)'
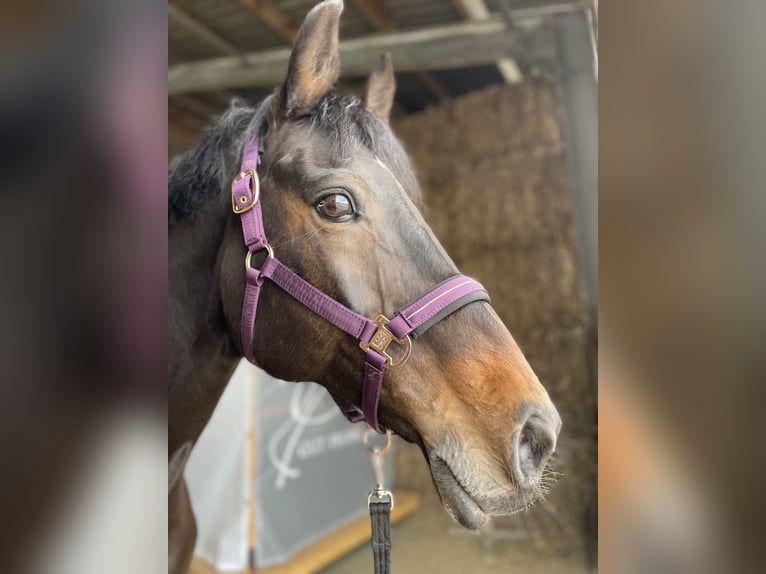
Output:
(363, 427), (392, 455)
(244, 243), (275, 270)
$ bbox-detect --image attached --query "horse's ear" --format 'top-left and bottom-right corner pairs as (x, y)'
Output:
(364, 53), (396, 123)
(277, 0), (343, 117)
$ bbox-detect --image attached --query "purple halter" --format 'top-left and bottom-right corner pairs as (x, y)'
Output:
(232, 136), (490, 433)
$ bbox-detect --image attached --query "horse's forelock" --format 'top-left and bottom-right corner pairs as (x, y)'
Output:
(168, 91), (418, 228)
(269, 90), (420, 205)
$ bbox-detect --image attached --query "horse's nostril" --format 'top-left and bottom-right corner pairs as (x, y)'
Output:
(512, 404), (561, 485)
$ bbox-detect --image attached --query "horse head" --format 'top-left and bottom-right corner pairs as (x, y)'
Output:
(215, 0), (561, 529)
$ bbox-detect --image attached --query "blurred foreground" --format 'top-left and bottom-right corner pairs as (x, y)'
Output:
(601, 0), (766, 571)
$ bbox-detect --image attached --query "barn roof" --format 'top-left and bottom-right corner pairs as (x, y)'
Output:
(168, 0), (594, 151)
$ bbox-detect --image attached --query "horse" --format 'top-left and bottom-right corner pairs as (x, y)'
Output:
(168, 1), (561, 572)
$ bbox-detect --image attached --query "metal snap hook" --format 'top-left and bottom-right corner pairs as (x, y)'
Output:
(363, 427), (392, 456)
(363, 427), (394, 510)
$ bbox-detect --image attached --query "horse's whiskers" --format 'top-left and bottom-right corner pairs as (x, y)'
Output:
(273, 226), (328, 248)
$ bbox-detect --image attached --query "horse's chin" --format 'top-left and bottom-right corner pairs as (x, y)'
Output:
(429, 455), (489, 529)
(428, 453), (544, 529)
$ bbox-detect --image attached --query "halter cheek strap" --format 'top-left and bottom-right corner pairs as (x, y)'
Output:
(233, 136), (490, 433)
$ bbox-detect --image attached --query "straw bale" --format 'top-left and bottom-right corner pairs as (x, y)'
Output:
(392, 81), (596, 533)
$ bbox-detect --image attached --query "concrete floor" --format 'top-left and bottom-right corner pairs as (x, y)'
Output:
(318, 489), (591, 574)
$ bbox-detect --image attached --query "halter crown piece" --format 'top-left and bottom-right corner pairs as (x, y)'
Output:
(232, 136), (490, 433)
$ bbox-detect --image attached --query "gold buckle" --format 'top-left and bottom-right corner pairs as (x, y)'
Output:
(359, 315), (412, 368)
(231, 169), (259, 214)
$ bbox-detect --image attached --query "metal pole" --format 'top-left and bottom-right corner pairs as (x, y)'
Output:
(553, 10), (598, 328)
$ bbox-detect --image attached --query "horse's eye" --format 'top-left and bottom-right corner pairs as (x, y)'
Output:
(316, 193), (355, 221)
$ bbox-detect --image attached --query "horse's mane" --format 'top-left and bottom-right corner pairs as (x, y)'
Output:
(168, 91), (418, 228)
(168, 98), (269, 228)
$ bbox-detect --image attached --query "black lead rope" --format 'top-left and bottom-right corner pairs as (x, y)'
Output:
(369, 497), (392, 574)
(364, 428), (394, 574)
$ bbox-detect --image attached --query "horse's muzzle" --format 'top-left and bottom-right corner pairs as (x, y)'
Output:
(426, 401), (561, 529)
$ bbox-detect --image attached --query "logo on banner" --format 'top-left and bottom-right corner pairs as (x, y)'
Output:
(267, 383), (362, 489)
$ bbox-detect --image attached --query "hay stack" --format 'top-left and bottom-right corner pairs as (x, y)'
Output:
(392, 82), (596, 535)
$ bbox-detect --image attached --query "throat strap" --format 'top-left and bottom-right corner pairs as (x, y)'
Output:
(234, 136), (490, 433)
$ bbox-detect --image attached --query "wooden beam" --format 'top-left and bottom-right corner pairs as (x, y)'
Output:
(169, 17), (549, 95)
(350, 0), (394, 31)
(241, 0), (299, 44)
(495, 58), (523, 84)
(454, 0), (522, 84)
(168, 1), (241, 57)
(454, 0), (490, 20)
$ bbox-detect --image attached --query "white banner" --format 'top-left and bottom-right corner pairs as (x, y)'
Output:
(186, 360), (393, 570)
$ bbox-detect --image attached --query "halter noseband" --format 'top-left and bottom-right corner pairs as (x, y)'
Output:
(232, 136), (490, 433)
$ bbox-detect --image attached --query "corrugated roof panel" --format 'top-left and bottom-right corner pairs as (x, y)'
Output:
(174, 0), (285, 52)
(216, 19), (286, 52)
(338, 12), (379, 37)
(281, 0), (378, 37)
(484, 0), (573, 14)
(387, 0), (463, 28)
(168, 20), (224, 61)
(484, 0), (505, 12)
(169, 1), (474, 64)
(168, 0), (552, 130)
(171, 0), (382, 58)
